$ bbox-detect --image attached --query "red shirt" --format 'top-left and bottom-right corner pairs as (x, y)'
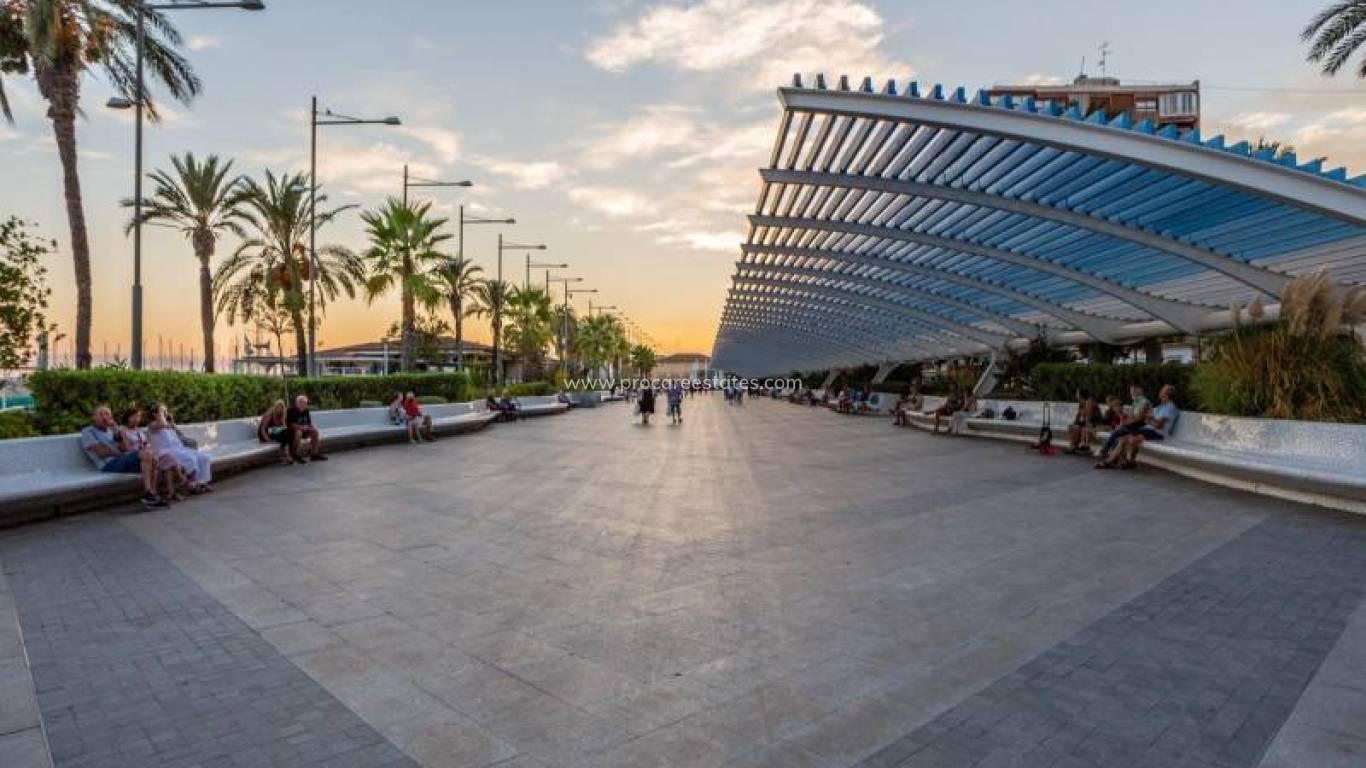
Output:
(403, 400), (421, 417)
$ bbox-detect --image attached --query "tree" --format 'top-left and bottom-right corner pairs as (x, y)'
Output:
(385, 313), (450, 369)
(0, 217), (52, 370)
(467, 279), (512, 385)
(215, 171), (361, 374)
(503, 286), (555, 379)
(426, 256), (482, 368)
(124, 153), (245, 372)
(1303, 2), (1366, 76)
(630, 343), (657, 378)
(360, 199), (451, 372)
(1, 1), (201, 369)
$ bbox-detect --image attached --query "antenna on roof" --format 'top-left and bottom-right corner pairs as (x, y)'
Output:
(1098, 41), (1111, 78)
(1078, 55), (1086, 79)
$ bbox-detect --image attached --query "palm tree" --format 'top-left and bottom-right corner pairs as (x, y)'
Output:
(123, 153), (244, 372)
(467, 278), (512, 385)
(425, 256), (482, 369)
(1, 1), (200, 369)
(630, 343), (657, 378)
(215, 171), (361, 374)
(1303, 2), (1366, 76)
(359, 199), (452, 372)
(503, 286), (555, 379)
(575, 313), (620, 377)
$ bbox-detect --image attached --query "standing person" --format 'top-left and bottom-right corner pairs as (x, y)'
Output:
(287, 395), (327, 463)
(147, 404), (212, 494)
(80, 406), (166, 508)
(257, 399), (295, 464)
(402, 392), (435, 443)
(638, 384), (656, 425)
(667, 382), (684, 425)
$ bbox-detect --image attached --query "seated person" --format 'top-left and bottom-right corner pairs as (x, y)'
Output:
(401, 392), (435, 443)
(1103, 396), (1125, 431)
(1096, 385), (1154, 468)
(951, 392), (979, 433)
(1065, 389), (1100, 455)
(908, 386), (924, 413)
(147, 403), (212, 495)
(836, 387), (851, 414)
(933, 389), (965, 435)
(892, 391), (912, 426)
(1106, 384), (1179, 469)
(120, 407), (179, 496)
(498, 393), (519, 422)
(80, 405), (166, 509)
(257, 399), (294, 464)
(287, 395), (327, 462)
(387, 391), (407, 425)
(485, 393), (501, 412)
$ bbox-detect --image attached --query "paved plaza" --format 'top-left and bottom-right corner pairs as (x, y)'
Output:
(2, 395), (1365, 768)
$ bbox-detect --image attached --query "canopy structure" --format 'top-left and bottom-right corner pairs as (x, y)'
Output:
(711, 74), (1366, 375)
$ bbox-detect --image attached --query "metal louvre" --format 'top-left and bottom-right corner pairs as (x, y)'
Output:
(712, 75), (1366, 374)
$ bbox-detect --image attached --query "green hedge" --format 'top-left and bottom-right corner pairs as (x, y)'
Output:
(27, 370), (480, 435)
(1031, 363), (1195, 405)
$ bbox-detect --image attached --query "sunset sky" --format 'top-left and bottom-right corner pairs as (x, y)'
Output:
(4, 0), (1365, 366)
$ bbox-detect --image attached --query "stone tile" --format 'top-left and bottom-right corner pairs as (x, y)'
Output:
(0, 727), (51, 768)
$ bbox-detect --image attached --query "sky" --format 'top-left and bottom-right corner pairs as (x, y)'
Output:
(3, 0), (1365, 366)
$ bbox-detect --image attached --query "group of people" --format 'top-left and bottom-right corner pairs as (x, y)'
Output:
(257, 395), (327, 463)
(81, 403), (218, 508)
(634, 382), (685, 425)
(883, 380), (1180, 467)
(1065, 383), (1179, 469)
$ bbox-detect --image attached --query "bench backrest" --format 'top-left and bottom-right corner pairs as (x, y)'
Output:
(514, 395), (562, 408)
(0, 432), (99, 476)
(1167, 412), (1366, 464)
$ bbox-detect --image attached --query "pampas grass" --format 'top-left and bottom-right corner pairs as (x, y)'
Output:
(1196, 270), (1366, 422)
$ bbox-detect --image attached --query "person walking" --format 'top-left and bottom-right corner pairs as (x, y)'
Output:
(638, 384), (656, 425)
(667, 382), (684, 425)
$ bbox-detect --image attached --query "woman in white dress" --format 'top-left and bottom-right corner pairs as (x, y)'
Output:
(148, 404), (213, 494)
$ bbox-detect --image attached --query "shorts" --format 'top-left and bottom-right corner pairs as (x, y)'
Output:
(101, 451), (142, 473)
(668, 403), (681, 414)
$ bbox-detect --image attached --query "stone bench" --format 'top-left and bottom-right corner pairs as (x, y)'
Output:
(1139, 413), (1366, 510)
(0, 401), (497, 526)
(512, 395), (570, 417)
(898, 397), (1366, 513)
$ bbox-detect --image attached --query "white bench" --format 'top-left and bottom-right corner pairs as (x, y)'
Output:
(0, 401), (496, 525)
(512, 395), (570, 417)
(898, 397), (1366, 513)
(566, 390), (618, 408)
(1140, 413), (1366, 511)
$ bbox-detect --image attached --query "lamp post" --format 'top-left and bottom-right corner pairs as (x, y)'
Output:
(401, 165), (471, 206)
(308, 101), (401, 376)
(589, 302), (618, 317)
(526, 258), (566, 291)
(493, 238), (547, 386)
(549, 276), (584, 377)
(110, 0), (265, 371)
(566, 287), (598, 377)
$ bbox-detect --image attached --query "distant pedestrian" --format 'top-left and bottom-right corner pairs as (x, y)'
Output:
(667, 383), (683, 424)
(638, 385), (656, 425)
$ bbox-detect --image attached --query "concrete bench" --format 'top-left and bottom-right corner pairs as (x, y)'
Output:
(1140, 414), (1366, 511)
(0, 401), (497, 526)
(512, 395), (570, 418)
(897, 396), (1366, 513)
(566, 390), (618, 408)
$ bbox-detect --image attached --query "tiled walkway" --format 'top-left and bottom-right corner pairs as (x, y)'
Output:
(1, 395), (1363, 767)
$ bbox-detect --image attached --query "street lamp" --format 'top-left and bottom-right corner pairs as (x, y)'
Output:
(113, 0), (265, 371)
(566, 287), (598, 378)
(493, 238), (547, 385)
(526, 259), (567, 291)
(549, 276), (584, 374)
(308, 100), (400, 375)
(402, 165), (471, 206)
(589, 303), (618, 316)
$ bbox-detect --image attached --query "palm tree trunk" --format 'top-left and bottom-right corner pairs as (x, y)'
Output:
(401, 257), (416, 371)
(194, 229), (217, 372)
(39, 65), (93, 369)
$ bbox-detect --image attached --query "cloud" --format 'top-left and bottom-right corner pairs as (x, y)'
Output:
(585, 0), (911, 91)
(186, 35), (220, 51)
(581, 104), (701, 169)
(412, 36), (443, 53)
(1215, 108), (1366, 172)
(397, 125), (462, 164)
(568, 185), (659, 217)
(1018, 73), (1068, 86)
(244, 142), (439, 195)
(636, 219), (738, 251)
(472, 156), (570, 189)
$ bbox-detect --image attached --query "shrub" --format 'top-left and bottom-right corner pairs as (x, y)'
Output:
(26, 370), (484, 435)
(0, 410), (39, 439)
(1032, 362), (1195, 405)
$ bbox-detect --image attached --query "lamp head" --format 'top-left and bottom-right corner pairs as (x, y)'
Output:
(106, 96), (135, 110)
(239, 0), (266, 9)
(383, 117), (402, 126)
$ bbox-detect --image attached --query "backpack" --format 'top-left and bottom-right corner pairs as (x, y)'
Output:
(1002, 406), (1018, 421)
